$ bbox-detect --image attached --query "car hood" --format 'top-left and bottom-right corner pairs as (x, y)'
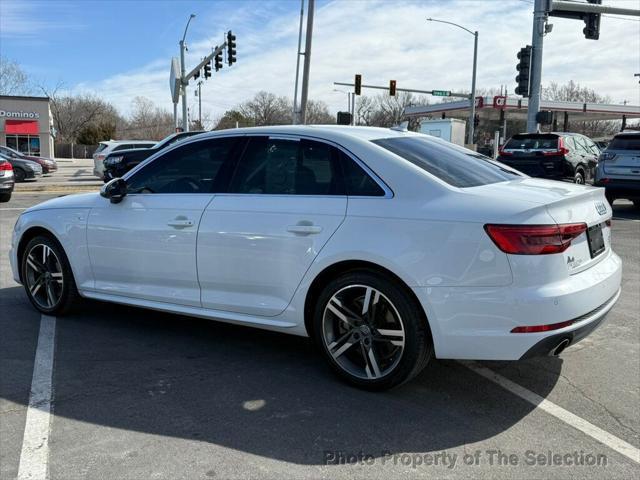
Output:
(24, 155), (56, 163)
(24, 192), (101, 214)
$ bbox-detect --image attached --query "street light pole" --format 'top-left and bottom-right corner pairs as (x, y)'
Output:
(426, 18), (479, 146)
(180, 14), (196, 132)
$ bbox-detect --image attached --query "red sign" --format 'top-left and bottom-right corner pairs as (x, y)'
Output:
(5, 119), (38, 135)
(475, 96), (484, 108)
(493, 95), (507, 109)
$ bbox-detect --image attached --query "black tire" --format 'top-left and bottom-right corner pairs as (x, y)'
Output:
(0, 193), (11, 202)
(21, 235), (82, 315)
(14, 168), (26, 183)
(312, 269), (433, 390)
(574, 168), (585, 185)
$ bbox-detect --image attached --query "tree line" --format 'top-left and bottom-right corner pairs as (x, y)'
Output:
(1, 55), (630, 147)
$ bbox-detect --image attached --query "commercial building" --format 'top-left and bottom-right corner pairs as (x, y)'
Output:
(0, 95), (55, 158)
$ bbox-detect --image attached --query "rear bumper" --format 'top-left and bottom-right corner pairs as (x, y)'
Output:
(596, 179), (640, 200)
(413, 248), (622, 360)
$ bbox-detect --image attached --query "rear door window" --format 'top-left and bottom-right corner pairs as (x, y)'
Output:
(608, 135), (640, 150)
(504, 134), (559, 150)
(228, 137), (346, 195)
(373, 136), (522, 188)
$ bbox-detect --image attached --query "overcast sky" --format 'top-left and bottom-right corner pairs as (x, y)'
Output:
(2, 0), (639, 123)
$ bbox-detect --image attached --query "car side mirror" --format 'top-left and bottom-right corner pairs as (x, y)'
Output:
(100, 178), (127, 204)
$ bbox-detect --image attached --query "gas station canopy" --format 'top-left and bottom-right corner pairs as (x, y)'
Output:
(404, 95), (640, 125)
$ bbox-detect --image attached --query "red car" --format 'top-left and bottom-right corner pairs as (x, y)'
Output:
(0, 146), (58, 174)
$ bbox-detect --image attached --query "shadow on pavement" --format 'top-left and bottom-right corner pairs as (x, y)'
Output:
(0, 287), (563, 465)
(611, 202), (640, 221)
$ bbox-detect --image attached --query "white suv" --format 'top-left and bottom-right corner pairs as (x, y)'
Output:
(93, 140), (155, 179)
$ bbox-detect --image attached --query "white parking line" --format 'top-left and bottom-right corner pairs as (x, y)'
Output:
(17, 315), (56, 480)
(461, 361), (640, 465)
(0, 207), (26, 211)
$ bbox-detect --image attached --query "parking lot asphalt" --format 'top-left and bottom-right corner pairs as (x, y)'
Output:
(1, 177), (639, 479)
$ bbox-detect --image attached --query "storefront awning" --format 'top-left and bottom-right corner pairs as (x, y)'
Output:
(5, 119), (39, 135)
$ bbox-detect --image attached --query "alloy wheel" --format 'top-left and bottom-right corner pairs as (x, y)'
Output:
(322, 284), (405, 380)
(24, 244), (64, 309)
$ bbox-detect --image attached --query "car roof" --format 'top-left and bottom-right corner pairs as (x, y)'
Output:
(197, 125), (416, 143)
(100, 140), (156, 145)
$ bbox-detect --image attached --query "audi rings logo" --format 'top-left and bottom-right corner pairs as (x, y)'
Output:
(595, 201), (607, 215)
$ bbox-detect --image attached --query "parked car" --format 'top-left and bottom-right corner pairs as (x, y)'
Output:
(0, 154), (15, 202)
(0, 145), (58, 174)
(2, 151), (43, 182)
(10, 126), (621, 390)
(93, 140), (155, 179)
(103, 131), (205, 182)
(497, 132), (600, 184)
(594, 131), (640, 207)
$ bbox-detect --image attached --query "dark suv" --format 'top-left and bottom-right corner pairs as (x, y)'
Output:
(103, 131), (204, 181)
(497, 132), (600, 184)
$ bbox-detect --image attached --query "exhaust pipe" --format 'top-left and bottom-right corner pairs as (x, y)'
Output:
(549, 338), (571, 356)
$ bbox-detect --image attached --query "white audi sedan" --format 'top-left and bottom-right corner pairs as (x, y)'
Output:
(10, 126), (622, 389)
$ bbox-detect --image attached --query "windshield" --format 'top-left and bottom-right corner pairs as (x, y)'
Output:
(608, 134), (640, 151)
(372, 136), (523, 188)
(504, 134), (559, 150)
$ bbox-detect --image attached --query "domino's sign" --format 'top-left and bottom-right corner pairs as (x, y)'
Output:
(0, 110), (40, 119)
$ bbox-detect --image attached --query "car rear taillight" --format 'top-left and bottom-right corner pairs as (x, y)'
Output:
(0, 161), (13, 171)
(542, 137), (569, 156)
(498, 149), (513, 156)
(484, 223), (587, 255)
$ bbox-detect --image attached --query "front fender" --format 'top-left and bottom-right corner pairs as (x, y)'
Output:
(11, 208), (93, 290)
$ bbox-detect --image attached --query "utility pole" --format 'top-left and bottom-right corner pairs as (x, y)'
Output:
(299, 0), (315, 124)
(527, 0), (546, 133)
(292, 0), (305, 124)
(426, 18), (479, 145)
(180, 14), (196, 132)
(197, 81), (202, 127)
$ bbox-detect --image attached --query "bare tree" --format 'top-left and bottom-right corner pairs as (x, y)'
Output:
(305, 100), (335, 125)
(122, 96), (174, 140)
(239, 91), (292, 126)
(542, 80), (619, 136)
(0, 57), (33, 96)
(43, 86), (121, 143)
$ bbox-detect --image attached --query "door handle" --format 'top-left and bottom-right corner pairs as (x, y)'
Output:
(287, 224), (322, 235)
(167, 218), (194, 229)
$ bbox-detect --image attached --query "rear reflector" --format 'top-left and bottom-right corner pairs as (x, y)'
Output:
(511, 319), (576, 333)
(484, 223), (587, 255)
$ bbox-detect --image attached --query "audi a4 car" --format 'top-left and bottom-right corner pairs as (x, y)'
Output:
(103, 131), (205, 182)
(498, 132), (600, 184)
(10, 126), (622, 390)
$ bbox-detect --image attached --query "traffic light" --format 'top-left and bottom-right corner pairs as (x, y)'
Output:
(354, 74), (362, 95)
(227, 30), (236, 65)
(215, 51), (223, 71)
(204, 61), (211, 79)
(389, 80), (397, 96)
(515, 45), (532, 97)
(583, 0), (601, 40)
(194, 69), (200, 80)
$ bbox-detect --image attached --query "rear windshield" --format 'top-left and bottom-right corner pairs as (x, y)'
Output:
(504, 134), (558, 150)
(372, 136), (523, 188)
(608, 134), (640, 150)
(95, 144), (108, 153)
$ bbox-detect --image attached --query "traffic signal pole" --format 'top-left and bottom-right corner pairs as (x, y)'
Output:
(527, 0), (546, 133)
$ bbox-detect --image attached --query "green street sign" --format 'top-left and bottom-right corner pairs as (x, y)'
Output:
(431, 90), (451, 97)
